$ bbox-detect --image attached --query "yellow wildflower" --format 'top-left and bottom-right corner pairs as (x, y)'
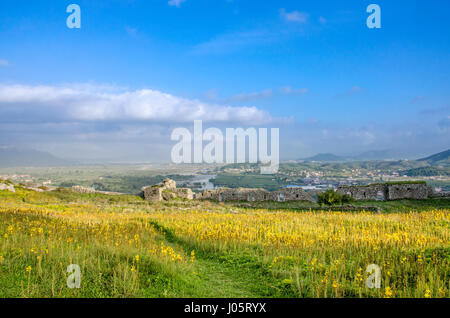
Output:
(384, 286), (393, 298)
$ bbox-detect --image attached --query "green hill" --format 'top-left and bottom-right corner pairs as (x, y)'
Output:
(401, 166), (450, 177)
(417, 149), (450, 166)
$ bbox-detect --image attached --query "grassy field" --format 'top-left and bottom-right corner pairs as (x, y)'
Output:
(0, 165), (198, 194)
(0, 186), (449, 298)
(211, 173), (285, 191)
(229, 197), (450, 213)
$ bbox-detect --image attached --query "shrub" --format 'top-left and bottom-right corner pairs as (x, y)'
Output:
(317, 189), (353, 206)
(341, 193), (354, 204)
(318, 189), (341, 206)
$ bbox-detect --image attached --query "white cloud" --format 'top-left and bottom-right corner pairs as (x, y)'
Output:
(280, 9), (308, 23)
(168, 0), (185, 8)
(190, 29), (276, 55)
(190, 15), (311, 56)
(0, 84), (273, 125)
(0, 59), (9, 67)
(281, 86), (308, 95)
(224, 89), (273, 103)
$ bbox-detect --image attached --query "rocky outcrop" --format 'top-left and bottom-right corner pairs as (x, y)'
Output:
(162, 178), (177, 190)
(71, 186), (96, 194)
(142, 178), (194, 202)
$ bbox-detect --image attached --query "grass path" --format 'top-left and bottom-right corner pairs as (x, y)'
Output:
(148, 220), (277, 298)
(187, 258), (266, 297)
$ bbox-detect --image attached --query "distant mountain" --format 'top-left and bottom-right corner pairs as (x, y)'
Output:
(302, 149), (425, 162)
(417, 149), (450, 166)
(302, 153), (347, 162)
(0, 147), (71, 167)
(353, 150), (406, 161)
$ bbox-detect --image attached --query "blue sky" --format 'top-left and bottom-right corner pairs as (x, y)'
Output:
(0, 0), (449, 161)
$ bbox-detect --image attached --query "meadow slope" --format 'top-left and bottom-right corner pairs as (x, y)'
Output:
(0, 186), (449, 298)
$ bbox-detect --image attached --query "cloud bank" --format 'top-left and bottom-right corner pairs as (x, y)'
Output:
(0, 84), (273, 125)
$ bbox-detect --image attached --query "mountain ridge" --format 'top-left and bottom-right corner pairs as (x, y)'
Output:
(417, 149), (450, 165)
(0, 146), (71, 167)
(301, 149), (450, 163)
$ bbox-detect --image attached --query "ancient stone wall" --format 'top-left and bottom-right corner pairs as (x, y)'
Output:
(71, 185), (122, 196)
(338, 183), (435, 201)
(71, 185), (96, 194)
(337, 184), (387, 201)
(196, 187), (314, 202)
(430, 191), (450, 198)
(162, 178), (176, 190)
(172, 188), (194, 200)
(269, 188), (314, 202)
(195, 188), (270, 202)
(387, 184), (432, 200)
(142, 178), (194, 202)
(143, 178), (442, 203)
(142, 186), (163, 201)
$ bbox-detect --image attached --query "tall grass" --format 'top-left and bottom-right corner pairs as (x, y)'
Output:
(0, 187), (448, 298)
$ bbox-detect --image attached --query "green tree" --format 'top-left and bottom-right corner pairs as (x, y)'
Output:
(317, 189), (352, 206)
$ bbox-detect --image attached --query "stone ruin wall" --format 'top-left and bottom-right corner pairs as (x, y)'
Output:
(387, 183), (433, 200)
(172, 188), (195, 200)
(142, 178), (194, 202)
(337, 184), (387, 201)
(72, 185), (97, 194)
(269, 188), (315, 202)
(195, 187), (314, 203)
(142, 178), (446, 203)
(142, 186), (163, 201)
(337, 183), (435, 201)
(196, 188), (270, 202)
(430, 191), (450, 199)
(71, 186), (123, 196)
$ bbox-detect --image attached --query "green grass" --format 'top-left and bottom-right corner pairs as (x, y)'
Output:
(0, 188), (288, 298)
(0, 187), (449, 298)
(227, 198), (450, 213)
(212, 174), (285, 191)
